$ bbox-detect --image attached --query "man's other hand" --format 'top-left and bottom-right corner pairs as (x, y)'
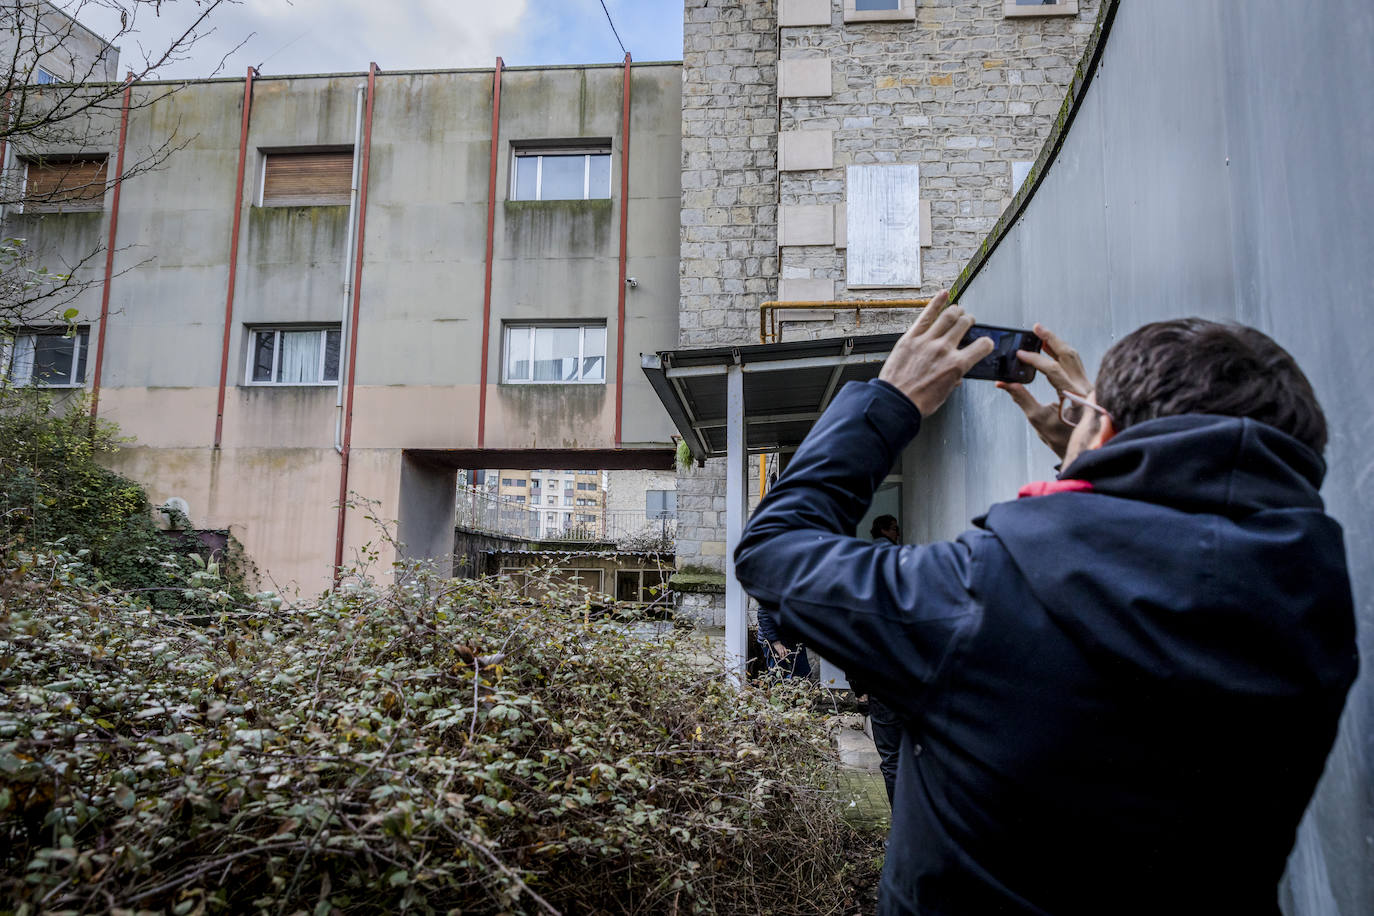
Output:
(996, 323), (1093, 459)
(879, 290), (995, 416)
(770, 640), (791, 660)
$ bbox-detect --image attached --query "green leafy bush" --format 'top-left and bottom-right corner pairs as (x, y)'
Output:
(0, 391), (251, 610)
(0, 555), (880, 914)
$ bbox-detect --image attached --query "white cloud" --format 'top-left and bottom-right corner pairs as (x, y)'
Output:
(61, 0), (533, 79)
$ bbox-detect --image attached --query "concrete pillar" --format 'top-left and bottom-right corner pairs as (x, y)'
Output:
(397, 454), (457, 577)
(723, 362), (750, 680)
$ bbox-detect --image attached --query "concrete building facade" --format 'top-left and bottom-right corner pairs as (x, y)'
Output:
(3, 61), (683, 591)
(676, 0), (1100, 581)
(0, 1), (120, 87)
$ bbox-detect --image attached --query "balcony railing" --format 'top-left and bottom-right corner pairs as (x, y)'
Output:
(457, 487), (676, 550)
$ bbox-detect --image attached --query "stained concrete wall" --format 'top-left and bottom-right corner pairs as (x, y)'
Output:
(907, 2), (1373, 912)
(0, 1), (119, 85)
(5, 63), (682, 591)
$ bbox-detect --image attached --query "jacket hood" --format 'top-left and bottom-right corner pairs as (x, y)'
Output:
(977, 415), (1356, 693)
(1060, 413), (1327, 516)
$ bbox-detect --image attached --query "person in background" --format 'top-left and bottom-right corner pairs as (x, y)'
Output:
(856, 515), (905, 806)
(757, 601), (811, 679)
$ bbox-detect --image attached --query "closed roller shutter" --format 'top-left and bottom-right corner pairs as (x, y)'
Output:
(23, 156), (108, 212)
(261, 151), (353, 206)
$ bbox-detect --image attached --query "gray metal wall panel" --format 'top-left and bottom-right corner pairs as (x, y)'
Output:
(907, 2), (1373, 912)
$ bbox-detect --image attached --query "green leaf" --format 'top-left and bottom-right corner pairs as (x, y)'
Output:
(114, 785), (135, 809)
(62, 308), (79, 320)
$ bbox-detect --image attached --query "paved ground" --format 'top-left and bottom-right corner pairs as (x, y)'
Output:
(834, 716), (892, 830)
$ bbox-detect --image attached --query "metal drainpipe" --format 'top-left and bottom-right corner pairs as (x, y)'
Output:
(333, 63), (378, 583)
(336, 82), (367, 454)
(213, 67), (256, 448)
(88, 73), (134, 421)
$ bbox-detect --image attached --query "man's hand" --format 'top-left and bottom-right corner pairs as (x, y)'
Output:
(995, 323), (1093, 459)
(878, 290), (995, 416)
(770, 640), (790, 660)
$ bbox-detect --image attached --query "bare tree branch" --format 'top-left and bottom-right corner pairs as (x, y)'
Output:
(0, 1), (242, 342)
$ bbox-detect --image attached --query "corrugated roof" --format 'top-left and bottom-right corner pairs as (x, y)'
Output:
(641, 333), (900, 460)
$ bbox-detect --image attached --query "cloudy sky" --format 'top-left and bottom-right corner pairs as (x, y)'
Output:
(65, 0), (684, 79)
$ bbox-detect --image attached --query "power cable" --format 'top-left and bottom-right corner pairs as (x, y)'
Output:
(598, 0), (629, 57)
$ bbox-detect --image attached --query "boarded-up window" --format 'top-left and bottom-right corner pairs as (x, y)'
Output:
(22, 156), (108, 212)
(260, 150), (353, 206)
(846, 164), (922, 288)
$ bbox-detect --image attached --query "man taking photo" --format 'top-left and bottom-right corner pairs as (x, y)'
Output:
(735, 291), (1357, 915)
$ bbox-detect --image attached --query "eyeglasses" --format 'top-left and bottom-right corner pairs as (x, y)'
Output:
(1058, 390), (1113, 428)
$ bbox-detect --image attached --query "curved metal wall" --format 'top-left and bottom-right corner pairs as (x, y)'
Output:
(904, 2), (1374, 912)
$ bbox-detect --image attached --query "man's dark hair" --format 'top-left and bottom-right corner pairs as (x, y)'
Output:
(871, 515), (898, 539)
(1095, 318), (1327, 453)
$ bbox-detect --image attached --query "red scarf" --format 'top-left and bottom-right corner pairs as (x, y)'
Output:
(1017, 479), (1094, 499)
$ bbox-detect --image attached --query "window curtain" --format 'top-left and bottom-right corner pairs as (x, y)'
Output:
(9, 335), (36, 385)
(533, 327), (579, 381)
(277, 331), (318, 383)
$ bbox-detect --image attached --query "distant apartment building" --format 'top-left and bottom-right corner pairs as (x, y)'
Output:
(2, 56), (683, 589)
(492, 468), (605, 538)
(675, 0), (1101, 601)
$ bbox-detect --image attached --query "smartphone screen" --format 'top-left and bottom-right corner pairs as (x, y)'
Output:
(960, 324), (1041, 383)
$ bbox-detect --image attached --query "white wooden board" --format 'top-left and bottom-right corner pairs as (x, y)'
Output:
(846, 164), (922, 288)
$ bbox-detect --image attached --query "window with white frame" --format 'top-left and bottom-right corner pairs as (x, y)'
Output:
(843, 0), (915, 22)
(510, 145), (612, 201)
(246, 326), (341, 385)
(1003, 0), (1078, 17)
(34, 67), (57, 85)
(1, 327), (89, 387)
(503, 323), (606, 384)
(260, 149), (353, 206)
(21, 155), (108, 213)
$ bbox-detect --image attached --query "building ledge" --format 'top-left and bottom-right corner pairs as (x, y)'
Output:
(669, 570), (726, 594)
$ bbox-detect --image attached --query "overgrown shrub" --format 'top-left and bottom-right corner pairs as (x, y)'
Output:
(0, 390), (251, 610)
(0, 553), (881, 914)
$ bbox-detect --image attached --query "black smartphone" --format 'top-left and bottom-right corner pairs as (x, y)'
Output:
(960, 324), (1042, 383)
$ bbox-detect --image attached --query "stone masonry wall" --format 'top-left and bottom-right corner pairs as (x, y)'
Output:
(676, 0), (1099, 583)
(677, 0), (778, 575)
(776, 0), (1100, 340)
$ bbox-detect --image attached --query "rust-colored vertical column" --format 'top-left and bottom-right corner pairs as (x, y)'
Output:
(614, 53), (632, 446)
(213, 67), (257, 447)
(333, 62), (379, 582)
(477, 57), (504, 448)
(88, 75), (134, 419)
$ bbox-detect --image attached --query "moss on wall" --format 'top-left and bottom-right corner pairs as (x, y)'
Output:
(247, 205), (349, 264)
(493, 381), (608, 449)
(501, 198), (614, 258)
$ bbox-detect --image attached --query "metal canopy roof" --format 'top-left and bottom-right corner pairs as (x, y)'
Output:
(641, 332), (901, 460)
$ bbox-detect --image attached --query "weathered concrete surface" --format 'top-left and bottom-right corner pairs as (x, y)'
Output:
(8, 63), (682, 588)
(929, 2), (1374, 912)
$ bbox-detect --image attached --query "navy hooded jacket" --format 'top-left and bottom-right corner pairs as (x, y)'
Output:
(734, 379), (1357, 916)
